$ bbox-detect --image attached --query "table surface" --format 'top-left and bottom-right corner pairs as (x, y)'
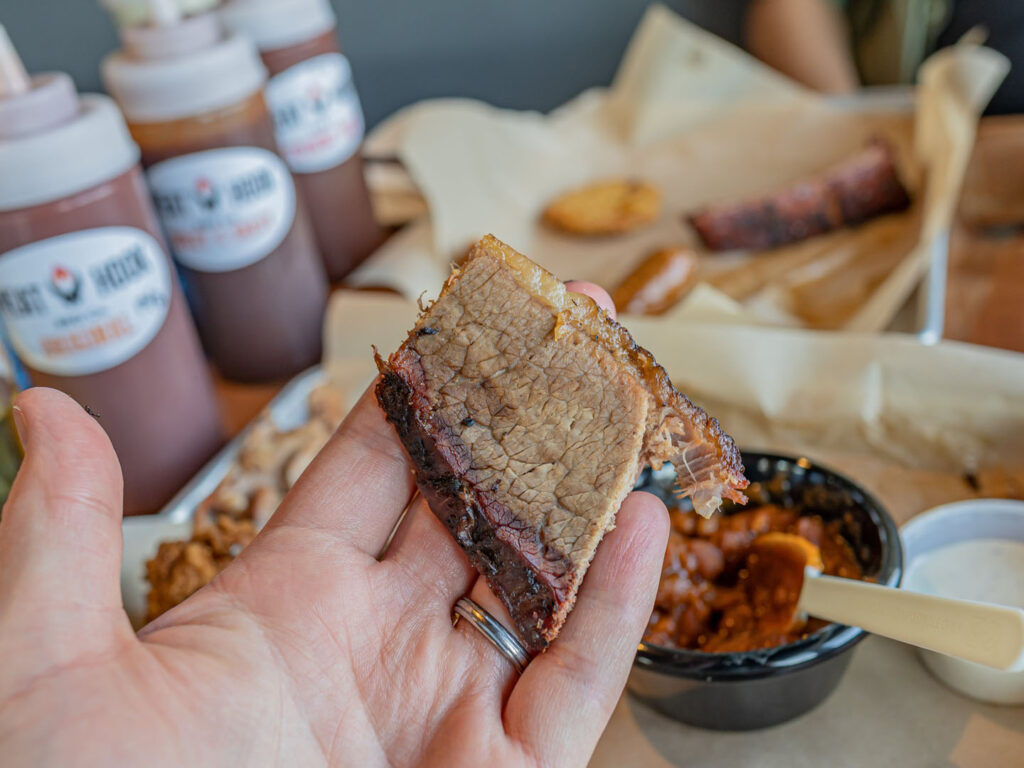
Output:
(592, 636), (1023, 768)
(944, 116), (1024, 353)
(212, 371), (284, 438)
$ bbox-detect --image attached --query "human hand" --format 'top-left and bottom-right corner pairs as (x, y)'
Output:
(0, 283), (669, 767)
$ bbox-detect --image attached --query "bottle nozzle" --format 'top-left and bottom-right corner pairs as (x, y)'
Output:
(115, 0), (223, 60)
(148, 0), (183, 26)
(100, 0), (222, 29)
(0, 24), (78, 139)
(0, 24), (31, 98)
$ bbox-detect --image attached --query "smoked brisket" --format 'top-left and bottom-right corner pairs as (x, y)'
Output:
(376, 235), (747, 652)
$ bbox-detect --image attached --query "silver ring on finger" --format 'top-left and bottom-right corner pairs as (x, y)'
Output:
(452, 596), (531, 675)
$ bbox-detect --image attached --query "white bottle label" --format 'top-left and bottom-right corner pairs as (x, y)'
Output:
(147, 147), (296, 273)
(265, 53), (365, 174)
(0, 227), (172, 376)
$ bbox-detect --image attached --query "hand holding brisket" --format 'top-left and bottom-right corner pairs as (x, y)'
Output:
(376, 235), (747, 652)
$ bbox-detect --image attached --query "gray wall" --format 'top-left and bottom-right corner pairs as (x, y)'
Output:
(3, 1), (744, 127)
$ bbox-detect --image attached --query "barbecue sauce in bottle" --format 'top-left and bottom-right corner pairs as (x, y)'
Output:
(0, 24), (223, 515)
(102, 3), (329, 382)
(220, 0), (382, 281)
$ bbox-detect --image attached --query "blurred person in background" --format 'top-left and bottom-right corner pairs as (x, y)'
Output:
(745, 0), (1024, 113)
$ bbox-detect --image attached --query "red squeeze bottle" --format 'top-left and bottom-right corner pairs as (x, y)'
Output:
(102, 7), (329, 382)
(0, 25), (223, 515)
(221, 0), (383, 281)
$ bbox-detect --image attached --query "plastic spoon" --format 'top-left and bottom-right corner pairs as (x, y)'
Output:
(751, 532), (1024, 672)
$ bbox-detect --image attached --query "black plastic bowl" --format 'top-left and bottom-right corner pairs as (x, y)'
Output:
(628, 451), (903, 731)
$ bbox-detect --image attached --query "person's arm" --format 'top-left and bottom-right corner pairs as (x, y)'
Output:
(745, 0), (860, 93)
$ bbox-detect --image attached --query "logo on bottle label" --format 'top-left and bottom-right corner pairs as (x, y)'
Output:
(0, 227), (172, 376)
(266, 53), (365, 174)
(147, 147), (296, 273)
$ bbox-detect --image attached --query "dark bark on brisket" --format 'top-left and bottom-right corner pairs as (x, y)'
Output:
(377, 367), (560, 652)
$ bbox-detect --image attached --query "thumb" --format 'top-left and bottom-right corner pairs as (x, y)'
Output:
(0, 387), (127, 631)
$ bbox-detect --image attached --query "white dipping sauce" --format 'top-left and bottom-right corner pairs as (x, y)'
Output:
(903, 539), (1024, 609)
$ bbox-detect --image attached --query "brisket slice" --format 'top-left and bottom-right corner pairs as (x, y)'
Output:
(375, 235), (748, 652)
(689, 138), (912, 252)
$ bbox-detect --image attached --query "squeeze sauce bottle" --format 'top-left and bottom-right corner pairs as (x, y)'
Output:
(0, 25), (223, 515)
(102, 1), (329, 382)
(220, 0), (383, 281)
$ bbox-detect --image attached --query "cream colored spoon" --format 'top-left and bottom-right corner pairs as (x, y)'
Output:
(751, 532), (1024, 672)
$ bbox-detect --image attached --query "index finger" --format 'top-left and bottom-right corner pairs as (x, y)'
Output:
(262, 384), (416, 557)
(565, 280), (616, 320)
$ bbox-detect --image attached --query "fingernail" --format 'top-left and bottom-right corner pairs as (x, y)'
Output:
(11, 404), (27, 449)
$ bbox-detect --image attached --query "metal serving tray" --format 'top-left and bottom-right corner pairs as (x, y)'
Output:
(120, 366), (327, 625)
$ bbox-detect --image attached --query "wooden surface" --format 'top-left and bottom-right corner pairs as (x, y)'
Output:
(944, 116), (1024, 353)
(212, 369), (282, 438)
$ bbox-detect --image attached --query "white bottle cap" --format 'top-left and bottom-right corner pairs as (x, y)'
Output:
(220, 0), (337, 52)
(102, 28), (267, 123)
(0, 72), (79, 140)
(0, 94), (140, 211)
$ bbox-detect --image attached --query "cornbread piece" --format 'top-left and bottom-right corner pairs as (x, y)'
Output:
(376, 235), (747, 652)
(689, 139), (911, 251)
(543, 179), (661, 236)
